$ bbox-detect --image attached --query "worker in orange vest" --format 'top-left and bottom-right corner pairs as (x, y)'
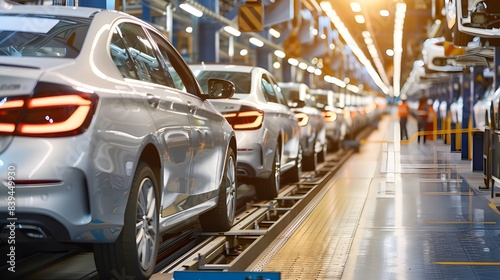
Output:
(398, 99), (410, 140)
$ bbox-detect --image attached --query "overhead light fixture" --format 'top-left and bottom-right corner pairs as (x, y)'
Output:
(386, 49), (394, 56)
(240, 49), (248, 56)
(273, 62), (281, 69)
(269, 28), (281, 38)
(274, 50), (286, 58)
(223, 26), (241, 37)
(350, 2), (361, 13)
(380, 10), (389, 17)
(392, 3), (406, 97)
(249, 37), (264, 47)
(179, 3), (203, 18)
(355, 15), (365, 24)
(307, 66), (315, 73)
(185, 26), (193, 33)
(299, 62), (308, 70)
(287, 58), (299, 66)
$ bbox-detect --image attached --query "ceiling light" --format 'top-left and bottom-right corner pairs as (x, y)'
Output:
(223, 26), (241, 37)
(273, 62), (281, 69)
(386, 49), (394, 56)
(288, 58), (299, 66)
(249, 37), (264, 47)
(350, 2), (361, 13)
(307, 66), (315, 73)
(380, 10), (389, 17)
(269, 28), (281, 38)
(179, 3), (203, 18)
(240, 49), (248, 56)
(314, 69), (322, 76)
(185, 26), (193, 33)
(299, 62), (308, 70)
(355, 15), (365, 24)
(274, 50), (286, 58)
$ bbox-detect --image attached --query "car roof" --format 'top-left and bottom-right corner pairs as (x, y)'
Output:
(189, 64), (256, 74)
(0, 4), (102, 18)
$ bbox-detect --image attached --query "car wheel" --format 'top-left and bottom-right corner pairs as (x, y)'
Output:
(94, 162), (159, 280)
(256, 145), (281, 200)
(199, 147), (237, 231)
(286, 144), (302, 183)
(303, 141), (318, 171)
(318, 144), (327, 163)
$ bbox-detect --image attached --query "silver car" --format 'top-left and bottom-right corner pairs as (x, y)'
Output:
(279, 82), (327, 170)
(0, 5), (236, 279)
(190, 64), (302, 200)
(310, 89), (347, 152)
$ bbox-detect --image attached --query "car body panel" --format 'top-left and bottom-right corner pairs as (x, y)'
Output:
(0, 6), (235, 243)
(190, 64), (301, 181)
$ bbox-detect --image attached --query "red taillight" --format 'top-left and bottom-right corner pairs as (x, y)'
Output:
(0, 83), (98, 137)
(322, 111), (337, 122)
(223, 109), (264, 130)
(295, 112), (309, 127)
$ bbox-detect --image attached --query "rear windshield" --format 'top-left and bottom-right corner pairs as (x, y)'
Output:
(0, 14), (91, 58)
(192, 70), (251, 94)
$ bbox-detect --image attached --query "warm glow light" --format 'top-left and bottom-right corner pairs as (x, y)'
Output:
(386, 49), (395, 56)
(298, 62), (308, 70)
(350, 2), (361, 13)
(0, 123), (15, 133)
(273, 62), (281, 69)
(179, 3), (203, 17)
(355, 15), (365, 24)
(19, 106), (90, 134)
(240, 49), (248, 56)
(185, 26), (193, 33)
(380, 10), (390, 17)
(307, 66), (315, 73)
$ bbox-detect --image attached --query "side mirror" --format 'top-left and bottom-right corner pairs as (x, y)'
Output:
(207, 78), (235, 99)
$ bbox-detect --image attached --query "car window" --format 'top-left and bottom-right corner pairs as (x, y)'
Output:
(111, 22), (170, 85)
(110, 27), (138, 79)
(0, 14), (90, 58)
(148, 32), (186, 92)
(261, 75), (278, 103)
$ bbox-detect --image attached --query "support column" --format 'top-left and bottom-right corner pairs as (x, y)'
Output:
(450, 75), (460, 151)
(197, 0), (220, 63)
(461, 69), (472, 160)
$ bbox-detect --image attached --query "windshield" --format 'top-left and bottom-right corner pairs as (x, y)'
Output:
(192, 70), (251, 94)
(0, 14), (91, 58)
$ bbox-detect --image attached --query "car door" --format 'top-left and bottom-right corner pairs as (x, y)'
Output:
(110, 22), (194, 213)
(148, 31), (225, 201)
(263, 74), (299, 164)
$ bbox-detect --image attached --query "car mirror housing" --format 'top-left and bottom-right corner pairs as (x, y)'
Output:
(207, 78), (235, 99)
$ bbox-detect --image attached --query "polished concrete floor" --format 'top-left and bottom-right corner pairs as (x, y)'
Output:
(259, 111), (500, 280)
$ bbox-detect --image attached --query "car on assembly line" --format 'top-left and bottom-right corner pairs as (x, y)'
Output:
(279, 82), (327, 170)
(190, 64), (303, 200)
(309, 88), (345, 151)
(0, 5), (237, 279)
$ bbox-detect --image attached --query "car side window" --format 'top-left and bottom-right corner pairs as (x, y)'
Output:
(109, 27), (138, 79)
(269, 76), (288, 106)
(110, 23), (172, 86)
(261, 75), (278, 103)
(148, 32), (187, 92)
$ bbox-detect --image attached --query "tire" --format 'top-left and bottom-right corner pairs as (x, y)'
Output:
(256, 145), (281, 200)
(286, 144), (302, 183)
(94, 162), (159, 280)
(303, 140), (318, 171)
(199, 147), (237, 231)
(318, 144), (327, 163)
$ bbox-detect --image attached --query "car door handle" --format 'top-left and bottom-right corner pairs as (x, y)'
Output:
(147, 93), (160, 108)
(187, 101), (197, 114)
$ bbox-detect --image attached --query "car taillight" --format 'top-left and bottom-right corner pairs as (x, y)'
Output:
(223, 107), (264, 130)
(295, 112), (309, 127)
(322, 111), (337, 122)
(0, 82), (98, 137)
